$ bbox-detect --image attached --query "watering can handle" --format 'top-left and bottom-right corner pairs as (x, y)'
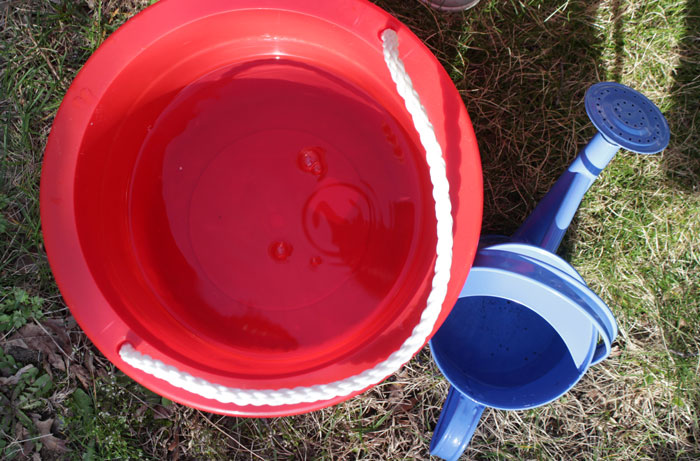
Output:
(117, 29), (455, 407)
(429, 387), (484, 461)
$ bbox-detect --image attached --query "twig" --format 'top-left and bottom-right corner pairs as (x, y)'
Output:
(669, 349), (700, 358)
(6, 433), (53, 448)
(32, 317), (72, 360)
(26, 24), (60, 82)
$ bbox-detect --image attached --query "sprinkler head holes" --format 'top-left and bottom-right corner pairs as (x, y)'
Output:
(585, 82), (670, 154)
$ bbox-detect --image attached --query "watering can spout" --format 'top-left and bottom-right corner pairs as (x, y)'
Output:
(512, 133), (619, 252)
(512, 82), (669, 253)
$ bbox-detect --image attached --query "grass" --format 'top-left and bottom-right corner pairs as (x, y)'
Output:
(1, 0), (698, 459)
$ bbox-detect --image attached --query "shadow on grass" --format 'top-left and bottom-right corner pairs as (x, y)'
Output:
(662, 1), (700, 454)
(664, 0), (700, 193)
(609, 0), (626, 81)
(417, 1), (609, 240)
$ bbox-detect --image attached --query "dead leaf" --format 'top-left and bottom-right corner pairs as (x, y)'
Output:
(398, 397), (418, 413)
(32, 417), (70, 454)
(42, 319), (71, 352)
(135, 404), (148, 418)
(15, 420), (29, 439)
(9, 324), (67, 371)
(1, 345), (41, 368)
(22, 442), (35, 460)
(14, 421), (34, 457)
(65, 315), (78, 329)
(167, 434), (179, 451)
(0, 364), (34, 386)
(96, 367), (109, 379)
(70, 364), (91, 389)
(15, 254), (38, 274)
(388, 383), (404, 403)
(41, 433), (69, 453)
(153, 404), (174, 420)
(169, 429), (180, 461)
(85, 352), (95, 375)
(395, 367), (410, 379)
(33, 417), (53, 434)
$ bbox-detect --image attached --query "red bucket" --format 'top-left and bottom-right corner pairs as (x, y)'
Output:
(40, 0), (482, 416)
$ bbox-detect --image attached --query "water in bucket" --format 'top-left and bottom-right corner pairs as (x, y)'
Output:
(76, 54), (443, 378)
(125, 58), (437, 370)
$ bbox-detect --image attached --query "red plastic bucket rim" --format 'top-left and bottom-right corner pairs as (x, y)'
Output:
(40, 0), (483, 416)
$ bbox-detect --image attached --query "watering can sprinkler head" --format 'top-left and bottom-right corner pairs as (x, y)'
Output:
(585, 82), (670, 155)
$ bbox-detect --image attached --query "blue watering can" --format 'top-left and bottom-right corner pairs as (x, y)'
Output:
(429, 82), (670, 461)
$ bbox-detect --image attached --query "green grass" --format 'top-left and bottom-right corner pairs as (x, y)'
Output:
(1, 0), (698, 459)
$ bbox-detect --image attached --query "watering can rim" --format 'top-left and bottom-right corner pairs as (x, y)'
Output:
(429, 243), (617, 409)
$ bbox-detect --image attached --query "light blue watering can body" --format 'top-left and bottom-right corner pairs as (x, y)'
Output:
(429, 82), (670, 461)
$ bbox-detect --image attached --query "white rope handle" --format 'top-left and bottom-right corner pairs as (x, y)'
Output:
(119, 29), (453, 407)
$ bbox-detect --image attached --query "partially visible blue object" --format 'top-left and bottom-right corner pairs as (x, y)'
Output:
(429, 82), (670, 461)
